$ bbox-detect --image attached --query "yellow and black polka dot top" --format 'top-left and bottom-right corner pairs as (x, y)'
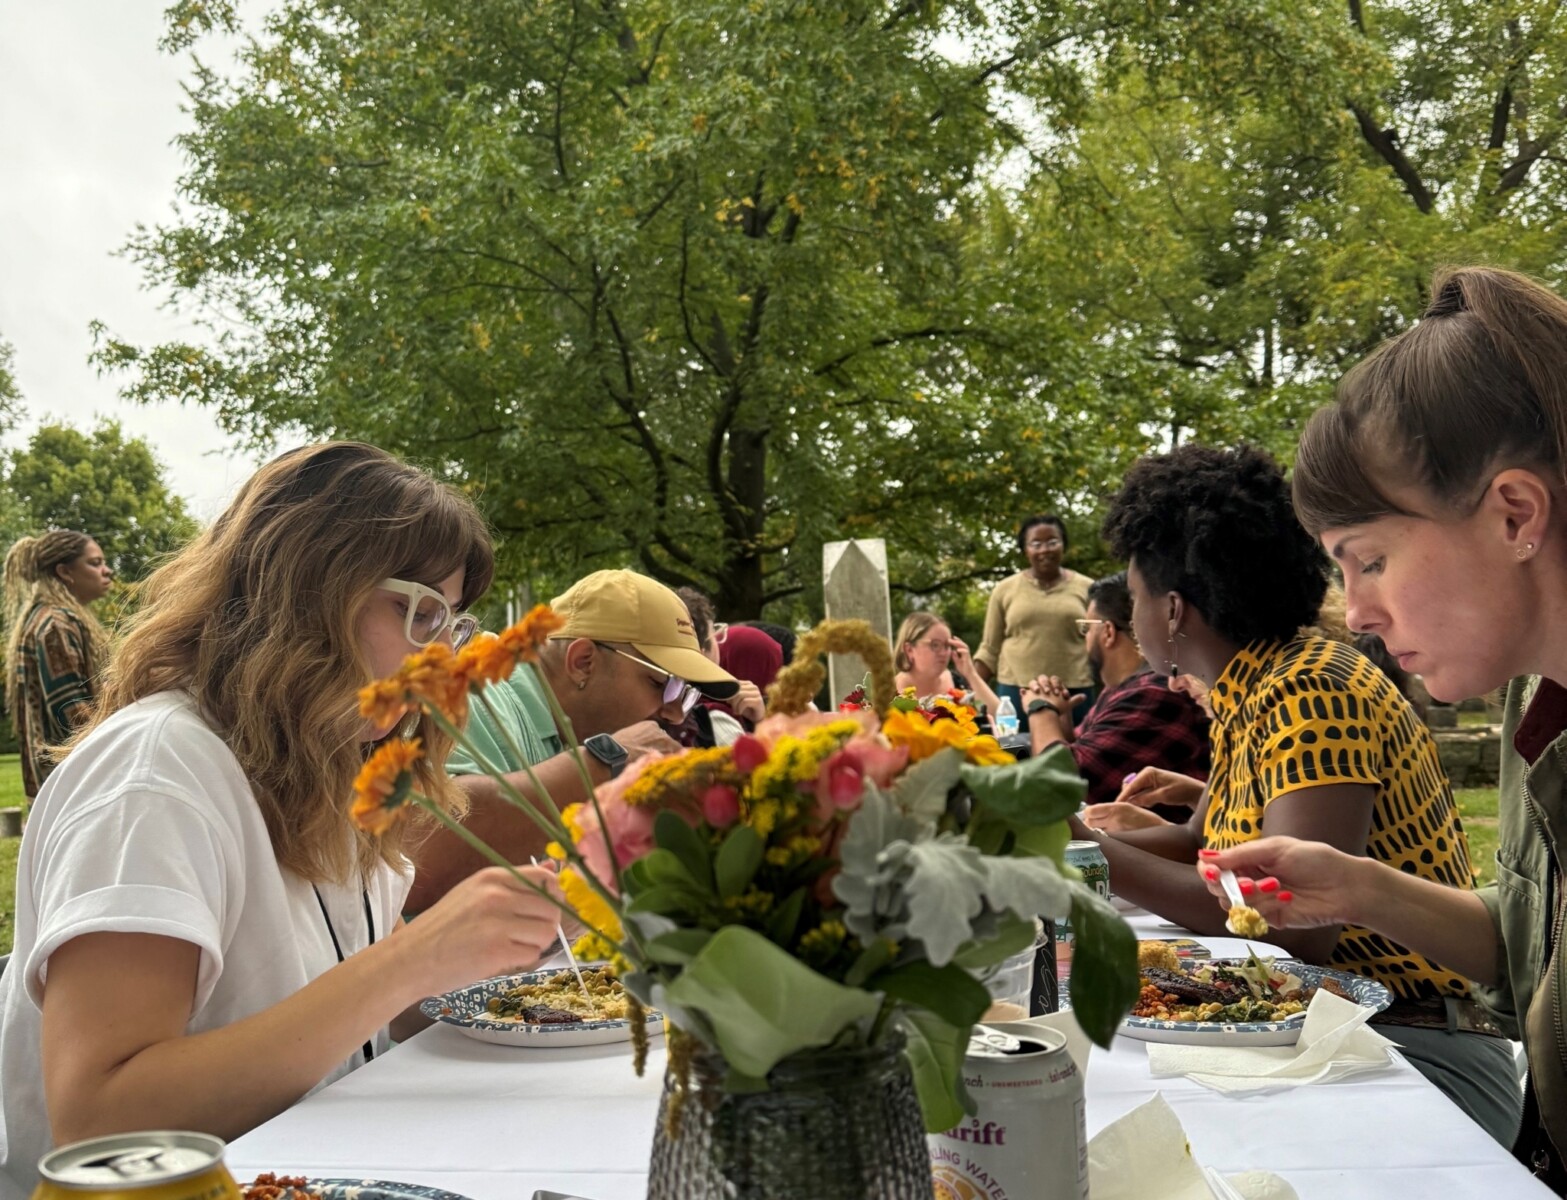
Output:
(1204, 636), (1472, 1001)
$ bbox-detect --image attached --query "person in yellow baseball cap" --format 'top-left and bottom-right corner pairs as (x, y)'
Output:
(407, 570), (738, 910)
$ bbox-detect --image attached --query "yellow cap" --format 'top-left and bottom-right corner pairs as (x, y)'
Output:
(550, 570), (739, 696)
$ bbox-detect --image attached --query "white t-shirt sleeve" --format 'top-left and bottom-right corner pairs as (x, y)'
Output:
(25, 788), (236, 1013)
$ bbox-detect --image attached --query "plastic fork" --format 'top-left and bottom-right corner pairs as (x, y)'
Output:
(1218, 868), (1253, 935)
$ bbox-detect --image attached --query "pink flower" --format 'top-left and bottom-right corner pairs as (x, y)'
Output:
(572, 756), (662, 893)
(819, 748), (866, 811)
(701, 784), (741, 828)
(732, 734), (769, 774)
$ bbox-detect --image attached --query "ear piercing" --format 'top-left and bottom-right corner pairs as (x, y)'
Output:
(1518, 542), (1537, 560)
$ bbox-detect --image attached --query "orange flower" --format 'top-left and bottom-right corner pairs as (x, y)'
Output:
(352, 738), (424, 835)
(456, 632), (516, 689)
(496, 605), (565, 664)
(400, 642), (470, 723)
(359, 677), (414, 727)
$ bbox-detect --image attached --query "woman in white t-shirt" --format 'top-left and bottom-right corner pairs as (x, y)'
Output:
(0, 442), (562, 1198)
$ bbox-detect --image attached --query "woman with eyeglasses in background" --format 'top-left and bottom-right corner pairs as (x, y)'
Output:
(973, 513), (1095, 718)
(892, 611), (1001, 715)
(3, 529), (114, 801)
(0, 443), (563, 1198)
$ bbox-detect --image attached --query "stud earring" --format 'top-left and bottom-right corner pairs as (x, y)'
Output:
(576, 677), (589, 690)
(1518, 542), (1537, 560)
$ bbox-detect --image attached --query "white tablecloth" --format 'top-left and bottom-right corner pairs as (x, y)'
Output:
(227, 917), (1551, 1199)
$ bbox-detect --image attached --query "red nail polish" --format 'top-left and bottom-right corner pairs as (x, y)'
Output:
(1202, 866), (1219, 881)
(1258, 878), (1280, 893)
(1239, 878), (1256, 895)
(1277, 890), (1293, 903)
(1197, 849), (1220, 859)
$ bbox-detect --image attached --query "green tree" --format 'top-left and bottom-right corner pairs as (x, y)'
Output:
(95, 1), (1567, 616)
(95, 0), (1124, 617)
(5, 421), (199, 581)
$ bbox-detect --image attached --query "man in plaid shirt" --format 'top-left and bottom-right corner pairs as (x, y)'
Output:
(1022, 572), (1209, 814)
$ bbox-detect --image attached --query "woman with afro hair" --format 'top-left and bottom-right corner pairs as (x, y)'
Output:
(1078, 443), (1519, 1145)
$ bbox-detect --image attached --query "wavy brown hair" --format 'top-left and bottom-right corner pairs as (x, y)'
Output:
(3, 530), (110, 721)
(85, 442), (495, 885)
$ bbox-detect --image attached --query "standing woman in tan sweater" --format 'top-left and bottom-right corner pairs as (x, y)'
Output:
(974, 513), (1095, 717)
(2, 531), (113, 799)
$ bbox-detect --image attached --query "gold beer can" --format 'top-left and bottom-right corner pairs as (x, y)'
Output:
(33, 1132), (242, 1200)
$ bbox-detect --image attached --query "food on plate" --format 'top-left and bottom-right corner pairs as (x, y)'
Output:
(484, 966), (631, 1023)
(1227, 903), (1270, 937)
(1137, 940), (1182, 972)
(1132, 950), (1313, 1023)
(241, 1175), (322, 1200)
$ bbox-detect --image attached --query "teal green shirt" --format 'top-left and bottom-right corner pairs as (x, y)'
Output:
(447, 662), (562, 776)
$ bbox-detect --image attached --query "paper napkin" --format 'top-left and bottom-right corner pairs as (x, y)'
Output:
(1145, 988), (1396, 1093)
(1088, 1094), (1298, 1200)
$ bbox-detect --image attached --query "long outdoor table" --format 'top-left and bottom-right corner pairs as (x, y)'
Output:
(228, 913), (1551, 1199)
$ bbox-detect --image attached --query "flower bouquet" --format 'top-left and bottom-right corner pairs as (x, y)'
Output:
(353, 612), (1138, 1199)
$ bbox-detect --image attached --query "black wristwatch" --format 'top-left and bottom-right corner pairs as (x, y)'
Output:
(583, 733), (629, 779)
(1025, 698), (1055, 718)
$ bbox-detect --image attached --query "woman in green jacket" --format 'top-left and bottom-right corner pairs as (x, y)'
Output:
(1200, 266), (1567, 1191)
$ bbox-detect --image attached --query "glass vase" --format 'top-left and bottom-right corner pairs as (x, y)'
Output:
(646, 1034), (934, 1200)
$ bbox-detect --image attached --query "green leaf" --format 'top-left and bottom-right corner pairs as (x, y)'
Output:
(640, 848), (696, 887)
(902, 836), (988, 965)
(663, 926), (882, 1078)
(891, 748), (964, 822)
(1012, 820), (1071, 865)
(952, 911), (1036, 970)
(871, 960), (991, 1031)
(653, 811), (714, 893)
(844, 937), (899, 988)
(714, 825), (764, 899)
(625, 882), (708, 914)
(765, 886), (808, 945)
(896, 1008), (974, 1132)
(644, 928), (714, 965)
(959, 744), (1087, 828)
(1064, 887), (1139, 1048)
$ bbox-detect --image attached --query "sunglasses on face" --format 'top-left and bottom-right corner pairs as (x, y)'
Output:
(380, 578), (478, 649)
(593, 642), (701, 715)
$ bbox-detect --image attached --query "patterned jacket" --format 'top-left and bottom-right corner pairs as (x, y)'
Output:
(9, 602), (97, 798)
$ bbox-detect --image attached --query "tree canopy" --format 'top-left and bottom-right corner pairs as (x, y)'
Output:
(96, 0), (1567, 616)
(4, 420), (199, 582)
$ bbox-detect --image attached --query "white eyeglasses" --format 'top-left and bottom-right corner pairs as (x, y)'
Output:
(380, 578), (478, 649)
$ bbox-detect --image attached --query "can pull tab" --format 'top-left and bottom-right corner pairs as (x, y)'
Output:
(80, 1151), (167, 1178)
(969, 1024), (1023, 1055)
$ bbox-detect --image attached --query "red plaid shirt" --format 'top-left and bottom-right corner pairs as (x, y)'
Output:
(1062, 669), (1210, 807)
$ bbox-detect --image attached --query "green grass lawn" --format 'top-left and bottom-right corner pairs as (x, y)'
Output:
(1, 753), (19, 956)
(1454, 786), (1498, 886)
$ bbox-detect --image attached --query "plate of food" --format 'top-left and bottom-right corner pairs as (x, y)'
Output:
(242, 1177), (476, 1200)
(1120, 941), (1392, 1046)
(421, 965), (665, 1048)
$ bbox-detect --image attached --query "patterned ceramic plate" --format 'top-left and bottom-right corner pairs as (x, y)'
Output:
(310, 1181), (474, 1200)
(1118, 959), (1392, 1047)
(420, 968), (666, 1048)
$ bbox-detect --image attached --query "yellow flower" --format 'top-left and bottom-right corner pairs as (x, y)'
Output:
(351, 739), (423, 835)
(561, 867), (623, 943)
(882, 708), (1015, 766)
(560, 803), (588, 843)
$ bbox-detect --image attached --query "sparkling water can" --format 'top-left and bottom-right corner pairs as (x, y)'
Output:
(928, 1025), (1088, 1200)
(1057, 839), (1111, 981)
(33, 1133), (241, 1200)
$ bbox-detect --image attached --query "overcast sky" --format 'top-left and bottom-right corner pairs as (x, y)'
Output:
(0, 3), (269, 519)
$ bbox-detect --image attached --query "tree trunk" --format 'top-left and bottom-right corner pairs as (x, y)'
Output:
(715, 425), (768, 619)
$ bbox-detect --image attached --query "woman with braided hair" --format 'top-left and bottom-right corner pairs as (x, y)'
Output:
(3, 530), (112, 798)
